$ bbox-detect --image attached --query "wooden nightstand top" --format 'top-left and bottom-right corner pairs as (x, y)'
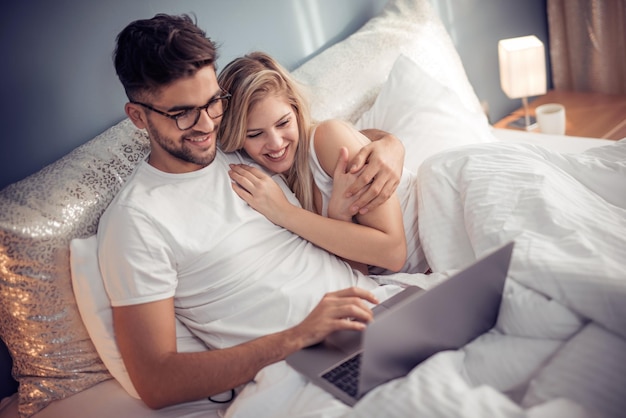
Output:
(494, 90), (626, 140)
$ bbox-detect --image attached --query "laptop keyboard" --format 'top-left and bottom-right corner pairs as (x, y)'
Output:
(321, 353), (362, 397)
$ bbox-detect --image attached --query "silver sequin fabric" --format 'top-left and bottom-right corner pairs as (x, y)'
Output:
(0, 119), (149, 417)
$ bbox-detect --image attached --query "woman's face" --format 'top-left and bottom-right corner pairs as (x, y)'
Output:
(243, 94), (299, 174)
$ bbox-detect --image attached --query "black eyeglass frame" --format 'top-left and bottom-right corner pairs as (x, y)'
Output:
(131, 90), (231, 130)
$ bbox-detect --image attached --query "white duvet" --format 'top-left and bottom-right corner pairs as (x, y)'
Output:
(225, 140), (626, 418)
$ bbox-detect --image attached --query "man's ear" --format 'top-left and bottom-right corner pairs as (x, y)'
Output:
(125, 102), (148, 129)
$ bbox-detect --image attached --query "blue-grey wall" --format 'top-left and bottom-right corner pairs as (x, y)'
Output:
(0, 0), (548, 191)
(0, 0), (386, 191)
(433, 0), (550, 124)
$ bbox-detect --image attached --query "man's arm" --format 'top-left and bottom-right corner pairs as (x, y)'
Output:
(348, 129), (405, 215)
(113, 287), (378, 409)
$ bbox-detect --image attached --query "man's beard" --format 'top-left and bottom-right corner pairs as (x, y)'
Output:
(147, 118), (217, 167)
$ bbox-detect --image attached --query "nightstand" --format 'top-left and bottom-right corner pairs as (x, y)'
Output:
(494, 90), (626, 140)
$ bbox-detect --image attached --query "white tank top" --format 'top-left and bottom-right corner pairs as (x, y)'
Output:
(308, 125), (429, 275)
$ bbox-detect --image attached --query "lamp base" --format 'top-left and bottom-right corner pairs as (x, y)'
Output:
(507, 115), (537, 131)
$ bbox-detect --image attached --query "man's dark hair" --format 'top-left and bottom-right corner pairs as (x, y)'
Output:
(114, 14), (219, 100)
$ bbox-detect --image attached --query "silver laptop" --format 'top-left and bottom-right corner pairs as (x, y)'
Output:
(286, 241), (514, 406)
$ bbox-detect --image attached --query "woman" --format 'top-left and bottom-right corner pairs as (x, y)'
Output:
(218, 52), (428, 275)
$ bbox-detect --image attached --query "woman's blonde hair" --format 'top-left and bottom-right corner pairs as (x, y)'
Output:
(218, 52), (315, 211)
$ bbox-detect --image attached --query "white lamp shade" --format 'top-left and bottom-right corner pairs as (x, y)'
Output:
(498, 35), (547, 99)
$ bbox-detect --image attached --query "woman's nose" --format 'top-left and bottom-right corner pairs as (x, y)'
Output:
(265, 129), (283, 148)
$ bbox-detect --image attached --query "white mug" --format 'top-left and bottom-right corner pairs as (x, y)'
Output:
(535, 103), (566, 135)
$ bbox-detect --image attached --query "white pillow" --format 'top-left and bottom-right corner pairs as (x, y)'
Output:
(354, 54), (497, 173)
(292, 0), (483, 124)
(69, 235), (208, 399)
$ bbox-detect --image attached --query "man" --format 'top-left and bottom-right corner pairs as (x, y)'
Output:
(98, 13), (405, 410)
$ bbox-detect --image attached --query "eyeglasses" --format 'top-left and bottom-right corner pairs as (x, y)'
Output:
(131, 90), (231, 130)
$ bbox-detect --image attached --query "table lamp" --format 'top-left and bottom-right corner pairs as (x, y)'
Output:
(498, 35), (547, 130)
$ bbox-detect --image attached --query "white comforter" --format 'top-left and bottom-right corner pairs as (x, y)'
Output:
(226, 140), (626, 418)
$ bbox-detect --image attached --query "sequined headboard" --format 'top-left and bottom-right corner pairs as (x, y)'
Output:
(0, 119), (149, 416)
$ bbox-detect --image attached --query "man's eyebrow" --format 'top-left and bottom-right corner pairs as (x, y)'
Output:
(165, 90), (222, 113)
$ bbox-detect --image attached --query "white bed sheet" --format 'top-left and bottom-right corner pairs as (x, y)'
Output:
(2, 131), (620, 418)
(349, 136), (626, 418)
(219, 133), (626, 418)
(0, 379), (225, 418)
(492, 127), (617, 153)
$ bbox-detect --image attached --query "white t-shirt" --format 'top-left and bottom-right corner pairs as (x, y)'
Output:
(97, 149), (379, 349)
(308, 126), (429, 275)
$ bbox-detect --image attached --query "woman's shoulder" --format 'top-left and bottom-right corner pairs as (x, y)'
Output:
(313, 119), (356, 147)
(315, 118), (370, 150)
(315, 118), (352, 134)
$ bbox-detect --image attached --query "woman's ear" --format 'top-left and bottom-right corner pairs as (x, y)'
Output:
(125, 102), (148, 129)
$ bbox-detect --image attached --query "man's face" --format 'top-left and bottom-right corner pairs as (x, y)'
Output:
(131, 66), (222, 173)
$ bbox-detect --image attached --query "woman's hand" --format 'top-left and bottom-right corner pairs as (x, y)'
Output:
(228, 164), (293, 226)
(345, 129), (405, 215)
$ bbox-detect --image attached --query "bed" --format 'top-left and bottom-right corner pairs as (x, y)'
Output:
(1, 0), (625, 417)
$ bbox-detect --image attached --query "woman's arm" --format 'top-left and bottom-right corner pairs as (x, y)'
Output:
(228, 119), (407, 272)
(315, 120), (407, 271)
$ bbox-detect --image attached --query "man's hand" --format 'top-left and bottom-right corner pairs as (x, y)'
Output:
(113, 290), (378, 409)
(288, 287), (379, 348)
(347, 129), (405, 215)
(327, 147), (363, 222)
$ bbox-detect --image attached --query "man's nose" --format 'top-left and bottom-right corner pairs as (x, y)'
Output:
(195, 108), (217, 132)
